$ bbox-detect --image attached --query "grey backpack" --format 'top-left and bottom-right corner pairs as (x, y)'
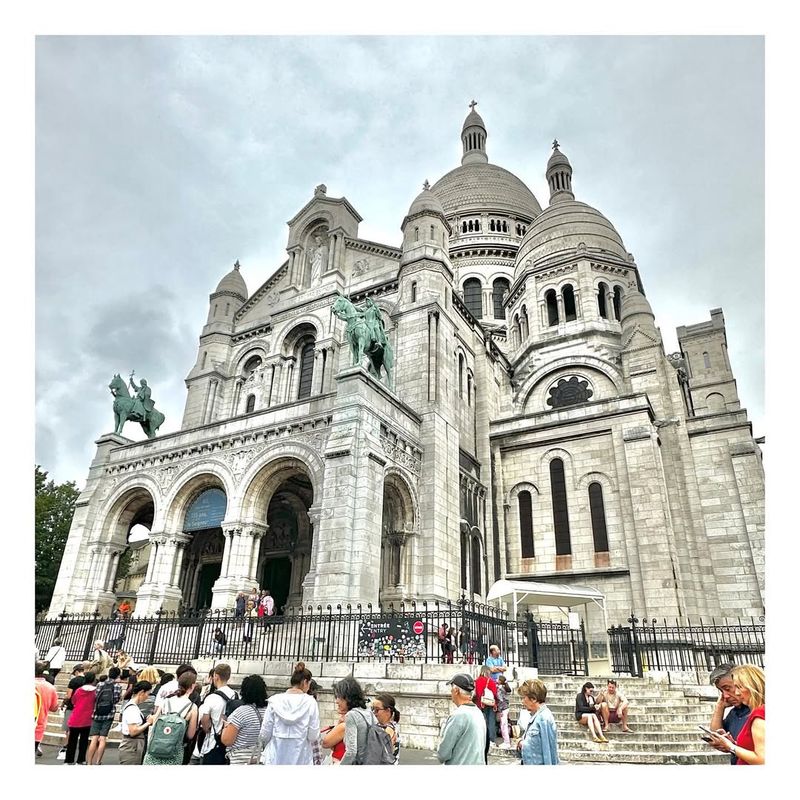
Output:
(353, 708), (394, 765)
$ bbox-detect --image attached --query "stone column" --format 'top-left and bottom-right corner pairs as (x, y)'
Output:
(133, 532), (184, 615)
(271, 361), (283, 406)
(301, 505), (322, 600)
(263, 365), (275, 408)
(311, 348), (324, 395)
(170, 534), (191, 586)
(211, 523), (266, 610)
(556, 292), (565, 326)
(482, 287), (492, 319)
(284, 358), (297, 403)
(607, 289), (616, 321)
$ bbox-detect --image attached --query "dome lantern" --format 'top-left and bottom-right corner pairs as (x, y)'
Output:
(461, 100), (488, 166)
(546, 139), (575, 204)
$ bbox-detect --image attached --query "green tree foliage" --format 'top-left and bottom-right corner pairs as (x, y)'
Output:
(35, 465), (79, 612)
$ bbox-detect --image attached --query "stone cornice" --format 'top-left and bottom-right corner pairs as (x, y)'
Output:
(103, 413), (334, 478)
(345, 238), (402, 260)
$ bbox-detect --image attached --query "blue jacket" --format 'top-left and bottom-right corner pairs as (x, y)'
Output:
(521, 704), (559, 765)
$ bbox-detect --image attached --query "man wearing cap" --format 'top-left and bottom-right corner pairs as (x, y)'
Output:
(437, 673), (486, 765)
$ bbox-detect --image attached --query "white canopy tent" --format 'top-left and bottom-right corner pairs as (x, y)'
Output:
(486, 579), (609, 646)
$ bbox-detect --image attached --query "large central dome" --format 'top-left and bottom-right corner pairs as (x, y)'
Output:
(430, 163), (542, 219)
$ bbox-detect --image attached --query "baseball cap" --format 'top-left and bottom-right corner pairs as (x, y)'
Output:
(447, 673), (475, 692)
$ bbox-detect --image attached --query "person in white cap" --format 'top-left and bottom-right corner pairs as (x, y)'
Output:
(437, 673), (486, 765)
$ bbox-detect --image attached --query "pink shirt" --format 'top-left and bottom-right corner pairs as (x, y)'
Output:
(69, 685), (97, 728)
(35, 678), (59, 742)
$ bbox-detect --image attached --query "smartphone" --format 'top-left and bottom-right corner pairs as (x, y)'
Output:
(697, 725), (716, 737)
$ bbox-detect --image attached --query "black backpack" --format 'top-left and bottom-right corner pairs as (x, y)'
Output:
(94, 681), (116, 717)
(195, 688), (240, 754)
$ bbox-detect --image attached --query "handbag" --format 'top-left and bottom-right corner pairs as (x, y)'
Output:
(481, 686), (496, 708)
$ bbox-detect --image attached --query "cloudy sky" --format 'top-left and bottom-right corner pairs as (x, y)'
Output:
(35, 35), (764, 486)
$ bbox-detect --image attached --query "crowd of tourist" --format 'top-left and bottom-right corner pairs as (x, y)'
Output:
(34, 638), (765, 766)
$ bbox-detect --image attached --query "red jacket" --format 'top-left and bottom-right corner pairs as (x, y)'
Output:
(474, 675), (498, 711)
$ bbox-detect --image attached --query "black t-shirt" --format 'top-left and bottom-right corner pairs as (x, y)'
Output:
(65, 675), (86, 710)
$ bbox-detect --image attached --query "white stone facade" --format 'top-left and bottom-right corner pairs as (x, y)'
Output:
(48, 108), (764, 635)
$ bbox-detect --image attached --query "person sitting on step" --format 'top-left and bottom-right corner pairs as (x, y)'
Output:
(575, 681), (607, 743)
(596, 679), (632, 733)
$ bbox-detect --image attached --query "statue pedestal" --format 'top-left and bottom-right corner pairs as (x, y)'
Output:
(301, 367), (422, 608)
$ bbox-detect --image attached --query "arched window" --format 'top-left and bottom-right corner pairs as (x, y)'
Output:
(467, 372), (472, 406)
(468, 220), (474, 232)
(225, 302), (230, 316)
(703, 351), (711, 369)
(470, 536), (482, 595)
(297, 341), (315, 399)
(513, 314), (521, 348)
(550, 458), (571, 555)
(201, 351), (208, 369)
(245, 394), (256, 413)
(462, 221), (467, 233)
(521, 305), (529, 340)
(545, 289), (559, 326)
(562, 284), (577, 321)
(588, 482), (609, 552)
(458, 352), (464, 398)
(463, 278), (483, 319)
(502, 220), (508, 233)
(519, 490), (535, 558)
(597, 282), (608, 319)
(706, 392), (725, 412)
(490, 219), (496, 232)
(492, 278), (510, 319)
(613, 286), (623, 321)
(243, 355), (262, 377)
(411, 281), (417, 303)
(430, 225), (435, 240)
(414, 227), (419, 242)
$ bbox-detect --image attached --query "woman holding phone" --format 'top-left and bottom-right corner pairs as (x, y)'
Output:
(708, 664), (765, 765)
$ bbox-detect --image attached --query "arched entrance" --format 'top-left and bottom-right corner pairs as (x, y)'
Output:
(256, 470), (314, 613)
(179, 487), (227, 610)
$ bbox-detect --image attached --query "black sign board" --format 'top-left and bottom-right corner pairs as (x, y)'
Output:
(358, 617), (427, 659)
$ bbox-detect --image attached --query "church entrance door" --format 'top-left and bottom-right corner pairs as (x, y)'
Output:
(261, 557), (291, 615)
(197, 562), (221, 609)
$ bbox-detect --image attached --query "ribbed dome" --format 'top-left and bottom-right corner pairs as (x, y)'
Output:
(515, 200), (627, 274)
(547, 146), (571, 170)
(407, 186), (446, 217)
(620, 290), (655, 326)
(462, 109), (486, 131)
(214, 262), (248, 300)
(430, 163), (542, 219)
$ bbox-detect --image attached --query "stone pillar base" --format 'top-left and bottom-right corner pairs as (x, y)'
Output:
(60, 590), (118, 616)
(211, 576), (254, 612)
(134, 584), (183, 617)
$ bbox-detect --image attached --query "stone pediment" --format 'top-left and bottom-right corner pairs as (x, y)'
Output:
(621, 325), (661, 351)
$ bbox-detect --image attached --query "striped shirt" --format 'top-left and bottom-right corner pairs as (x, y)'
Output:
(226, 704), (265, 764)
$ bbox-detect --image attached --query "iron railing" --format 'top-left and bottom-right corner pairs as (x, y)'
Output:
(608, 613), (765, 678)
(34, 598), (589, 675)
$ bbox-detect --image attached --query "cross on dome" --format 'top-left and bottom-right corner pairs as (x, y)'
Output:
(423, 179), (430, 191)
(234, 260), (241, 270)
(552, 139), (560, 150)
(469, 99), (478, 111)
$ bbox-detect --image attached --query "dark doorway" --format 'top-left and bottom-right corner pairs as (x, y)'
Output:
(197, 562), (222, 609)
(261, 557), (292, 615)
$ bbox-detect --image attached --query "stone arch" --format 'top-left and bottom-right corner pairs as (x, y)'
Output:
(162, 462), (235, 533)
(91, 475), (161, 543)
(91, 483), (158, 548)
(233, 344), (269, 375)
(238, 447), (323, 524)
(540, 447), (575, 483)
(576, 470), (617, 494)
(517, 357), (623, 413)
(706, 392), (726, 413)
(276, 318), (322, 357)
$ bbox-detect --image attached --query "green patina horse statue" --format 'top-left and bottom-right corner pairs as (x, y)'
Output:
(109, 373), (165, 439)
(331, 293), (393, 388)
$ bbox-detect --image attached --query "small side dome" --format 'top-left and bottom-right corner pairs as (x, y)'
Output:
(547, 142), (571, 171)
(214, 260), (248, 301)
(407, 180), (446, 217)
(619, 290), (655, 327)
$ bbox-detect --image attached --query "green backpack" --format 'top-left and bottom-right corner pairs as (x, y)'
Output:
(148, 698), (192, 760)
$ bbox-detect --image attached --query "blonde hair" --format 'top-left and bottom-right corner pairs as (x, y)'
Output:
(518, 678), (547, 704)
(137, 666), (160, 685)
(730, 664), (765, 709)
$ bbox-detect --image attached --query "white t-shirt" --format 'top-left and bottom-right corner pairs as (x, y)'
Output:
(45, 645), (67, 669)
(196, 685), (237, 756)
(121, 701), (145, 736)
(154, 679), (179, 710)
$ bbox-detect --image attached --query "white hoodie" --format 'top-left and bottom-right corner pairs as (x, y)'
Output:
(259, 690), (320, 765)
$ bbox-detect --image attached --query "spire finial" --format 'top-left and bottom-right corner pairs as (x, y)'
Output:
(422, 179), (430, 191)
(469, 99), (478, 111)
(234, 259), (240, 270)
(552, 138), (560, 150)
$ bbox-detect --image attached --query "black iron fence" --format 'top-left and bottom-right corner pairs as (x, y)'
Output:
(608, 613), (765, 678)
(34, 599), (589, 675)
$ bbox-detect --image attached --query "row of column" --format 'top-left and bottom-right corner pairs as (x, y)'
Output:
(287, 230), (345, 288)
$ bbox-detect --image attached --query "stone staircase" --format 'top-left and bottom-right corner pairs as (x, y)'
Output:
(42, 662), (730, 765)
